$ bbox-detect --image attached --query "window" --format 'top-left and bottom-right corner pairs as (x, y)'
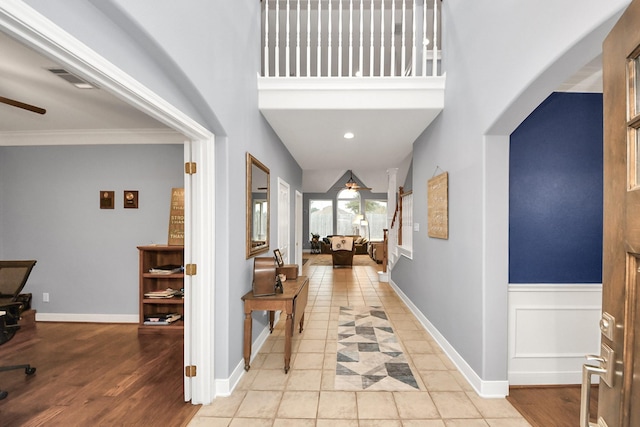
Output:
(309, 199), (333, 237)
(400, 192), (413, 252)
(630, 56), (640, 189)
(365, 199), (387, 241)
(337, 189), (360, 235)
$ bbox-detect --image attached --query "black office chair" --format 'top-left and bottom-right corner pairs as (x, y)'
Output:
(1, 303), (36, 400)
(0, 260), (38, 400)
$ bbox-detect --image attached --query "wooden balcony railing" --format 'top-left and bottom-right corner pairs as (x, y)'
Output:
(262, 0), (441, 78)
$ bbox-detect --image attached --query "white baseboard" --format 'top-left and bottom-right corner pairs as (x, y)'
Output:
(215, 314), (280, 397)
(508, 370), (592, 385)
(36, 313), (138, 323)
(388, 278), (509, 398)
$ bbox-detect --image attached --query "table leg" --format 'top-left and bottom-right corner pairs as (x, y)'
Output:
(243, 311), (252, 371)
(299, 312), (305, 333)
(284, 312), (293, 373)
(269, 311), (275, 333)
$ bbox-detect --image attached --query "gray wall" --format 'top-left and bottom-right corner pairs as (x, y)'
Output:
(0, 144), (183, 314)
(403, 161), (413, 192)
(390, 0), (629, 384)
(21, 0), (304, 380)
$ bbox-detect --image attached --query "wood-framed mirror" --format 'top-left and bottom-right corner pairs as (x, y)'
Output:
(246, 153), (270, 258)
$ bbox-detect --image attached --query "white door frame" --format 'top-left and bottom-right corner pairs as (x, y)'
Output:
(278, 177), (291, 263)
(0, 3), (217, 404)
(295, 190), (303, 273)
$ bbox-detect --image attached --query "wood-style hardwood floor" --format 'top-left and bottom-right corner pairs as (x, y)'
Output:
(507, 385), (598, 427)
(0, 322), (200, 427)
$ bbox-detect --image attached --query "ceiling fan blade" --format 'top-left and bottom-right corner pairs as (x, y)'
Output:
(0, 96), (46, 115)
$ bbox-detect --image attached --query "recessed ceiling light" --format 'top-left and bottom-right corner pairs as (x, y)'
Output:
(344, 132), (355, 139)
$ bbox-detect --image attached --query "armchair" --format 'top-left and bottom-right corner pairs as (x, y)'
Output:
(0, 260), (37, 400)
(368, 241), (385, 263)
(331, 236), (356, 268)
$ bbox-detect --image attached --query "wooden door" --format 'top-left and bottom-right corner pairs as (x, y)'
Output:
(589, 1), (640, 425)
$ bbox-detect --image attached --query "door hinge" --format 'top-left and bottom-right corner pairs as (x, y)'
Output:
(185, 264), (197, 276)
(185, 365), (197, 377)
(185, 162), (197, 175)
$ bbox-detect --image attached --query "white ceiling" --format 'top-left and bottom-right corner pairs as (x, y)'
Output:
(0, 31), (169, 133)
(0, 30), (603, 193)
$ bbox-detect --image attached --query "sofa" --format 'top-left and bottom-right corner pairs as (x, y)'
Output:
(320, 235), (368, 255)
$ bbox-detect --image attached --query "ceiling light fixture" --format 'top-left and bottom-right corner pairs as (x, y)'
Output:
(344, 132), (354, 139)
(342, 170), (372, 191)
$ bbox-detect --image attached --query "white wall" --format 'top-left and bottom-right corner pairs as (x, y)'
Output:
(390, 0), (629, 396)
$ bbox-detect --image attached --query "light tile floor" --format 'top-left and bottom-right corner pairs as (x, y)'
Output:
(189, 257), (531, 427)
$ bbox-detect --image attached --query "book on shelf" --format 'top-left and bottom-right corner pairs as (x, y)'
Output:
(143, 288), (183, 299)
(144, 312), (182, 325)
(148, 264), (183, 274)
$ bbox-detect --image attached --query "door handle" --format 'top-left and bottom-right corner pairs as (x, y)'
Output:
(580, 344), (614, 427)
(581, 363), (605, 427)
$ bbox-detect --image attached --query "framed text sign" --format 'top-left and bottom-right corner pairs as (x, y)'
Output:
(428, 172), (448, 239)
(168, 187), (185, 245)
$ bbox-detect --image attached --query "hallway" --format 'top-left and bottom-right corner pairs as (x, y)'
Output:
(189, 256), (530, 426)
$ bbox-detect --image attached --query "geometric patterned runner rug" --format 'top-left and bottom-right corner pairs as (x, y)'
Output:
(335, 306), (421, 391)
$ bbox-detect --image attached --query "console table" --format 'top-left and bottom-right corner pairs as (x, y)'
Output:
(241, 276), (309, 373)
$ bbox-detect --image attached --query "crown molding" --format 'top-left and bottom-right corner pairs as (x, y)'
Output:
(0, 128), (185, 146)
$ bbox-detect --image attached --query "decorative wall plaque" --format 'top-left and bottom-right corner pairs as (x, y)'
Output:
(100, 191), (114, 209)
(428, 172), (448, 239)
(168, 187), (185, 246)
(124, 190), (138, 209)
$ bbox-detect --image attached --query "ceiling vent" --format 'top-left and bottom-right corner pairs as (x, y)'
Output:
(48, 68), (96, 89)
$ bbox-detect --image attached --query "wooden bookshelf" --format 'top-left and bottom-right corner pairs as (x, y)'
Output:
(137, 245), (184, 335)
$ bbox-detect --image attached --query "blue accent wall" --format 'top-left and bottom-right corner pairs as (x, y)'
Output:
(509, 92), (603, 283)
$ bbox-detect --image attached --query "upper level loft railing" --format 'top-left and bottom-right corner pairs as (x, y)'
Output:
(261, 0), (441, 78)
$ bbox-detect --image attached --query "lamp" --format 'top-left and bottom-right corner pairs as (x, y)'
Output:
(360, 219), (370, 241)
(352, 214), (364, 236)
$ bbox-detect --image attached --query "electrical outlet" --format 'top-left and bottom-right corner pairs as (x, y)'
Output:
(43, 292), (49, 303)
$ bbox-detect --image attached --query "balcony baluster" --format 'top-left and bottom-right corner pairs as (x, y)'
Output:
(262, 0), (441, 78)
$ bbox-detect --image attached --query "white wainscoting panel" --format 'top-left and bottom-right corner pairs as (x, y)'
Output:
(508, 284), (602, 385)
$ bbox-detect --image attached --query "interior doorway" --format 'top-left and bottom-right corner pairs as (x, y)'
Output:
(0, 3), (216, 404)
(278, 177), (291, 263)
